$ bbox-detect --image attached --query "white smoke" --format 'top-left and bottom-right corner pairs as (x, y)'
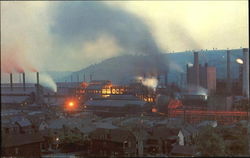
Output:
(187, 62), (193, 67)
(187, 84), (208, 96)
(196, 86), (208, 96)
(25, 72), (57, 92)
(39, 73), (57, 92)
(136, 76), (158, 90)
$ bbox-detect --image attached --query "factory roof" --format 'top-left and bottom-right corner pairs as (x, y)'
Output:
(89, 80), (111, 85)
(1, 95), (29, 104)
(56, 82), (81, 88)
(85, 84), (104, 90)
(85, 99), (146, 107)
(108, 95), (140, 100)
(1, 84), (36, 94)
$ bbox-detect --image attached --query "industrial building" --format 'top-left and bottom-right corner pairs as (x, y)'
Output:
(84, 95), (148, 117)
(186, 52), (216, 94)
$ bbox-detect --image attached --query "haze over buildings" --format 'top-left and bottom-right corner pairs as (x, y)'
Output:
(1, 1), (249, 157)
(1, 1), (248, 72)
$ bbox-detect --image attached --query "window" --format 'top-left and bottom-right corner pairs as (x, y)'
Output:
(124, 141), (128, 148)
(5, 128), (9, 134)
(15, 148), (19, 155)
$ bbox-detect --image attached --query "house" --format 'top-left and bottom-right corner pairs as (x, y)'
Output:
(197, 120), (218, 129)
(9, 116), (35, 134)
(39, 120), (49, 131)
(170, 145), (197, 156)
(1, 121), (20, 134)
(181, 124), (199, 145)
(144, 126), (183, 155)
(89, 128), (137, 157)
(1, 132), (44, 158)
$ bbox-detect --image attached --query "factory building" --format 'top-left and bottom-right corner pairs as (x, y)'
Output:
(186, 52), (216, 94)
(199, 63), (216, 93)
(84, 95), (147, 117)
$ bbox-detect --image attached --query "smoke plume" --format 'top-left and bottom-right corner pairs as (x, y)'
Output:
(2, 1), (168, 83)
(136, 76), (158, 90)
(50, 1), (168, 74)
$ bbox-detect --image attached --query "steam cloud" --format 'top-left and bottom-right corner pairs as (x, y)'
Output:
(39, 73), (57, 92)
(136, 76), (158, 90)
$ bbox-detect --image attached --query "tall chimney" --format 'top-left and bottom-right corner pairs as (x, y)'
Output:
(165, 72), (168, 87)
(19, 73), (21, 83)
(36, 72), (40, 104)
(226, 50), (231, 95)
(36, 72), (39, 85)
(242, 48), (249, 99)
(77, 74), (79, 83)
(22, 72), (26, 91)
(194, 51), (200, 88)
(186, 64), (190, 86)
(10, 73), (13, 91)
(90, 74), (92, 81)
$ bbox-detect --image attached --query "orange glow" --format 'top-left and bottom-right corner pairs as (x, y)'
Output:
(68, 101), (74, 107)
(152, 108), (158, 113)
(65, 98), (79, 111)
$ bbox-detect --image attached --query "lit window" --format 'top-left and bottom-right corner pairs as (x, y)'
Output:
(106, 89), (111, 94)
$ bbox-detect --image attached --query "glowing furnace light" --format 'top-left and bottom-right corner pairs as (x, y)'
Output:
(236, 58), (244, 64)
(68, 101), (74, 107)
(152, 108), (158, 113)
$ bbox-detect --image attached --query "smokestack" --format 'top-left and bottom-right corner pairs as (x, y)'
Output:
(36, 72), (39, 86)
(36, 72), (40, 104)
(19, 74), (21, 83)
(194, 51), (200, 88)
(10, 73), (13, 91)
(22, 72), (26, 91)
(83, 73), (86, 82)
(242, 48), (249, 99)
(90, 74), (93, 81)
(186, 64), (189, 87)
(165, 72), (168, 87)
(226, 50), (231, 95)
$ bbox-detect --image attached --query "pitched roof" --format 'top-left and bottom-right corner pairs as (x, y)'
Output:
(90, 128), (136, 143)
(2, 133), (44, 147)
(148, 126), (181, 139)
(170, 145), (196, 156)
(10, 116), (32, 127)
(1, 95), (29, 104)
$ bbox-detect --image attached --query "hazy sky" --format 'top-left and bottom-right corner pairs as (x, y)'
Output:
(1, 1), (248, 72)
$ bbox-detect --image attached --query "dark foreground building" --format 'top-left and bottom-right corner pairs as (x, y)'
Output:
(1, 133), (44, 158)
